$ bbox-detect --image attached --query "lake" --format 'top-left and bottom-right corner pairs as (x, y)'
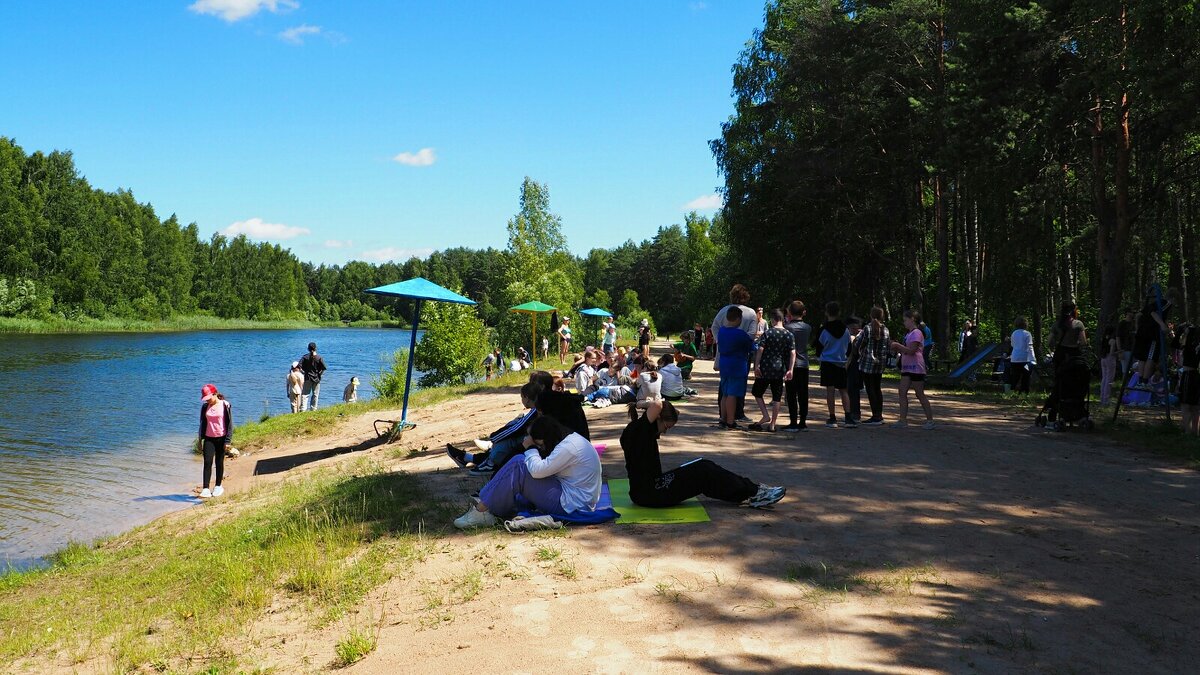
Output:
(0, 327), (419, 568)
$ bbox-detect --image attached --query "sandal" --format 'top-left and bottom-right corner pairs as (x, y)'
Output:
(747, 422), (764, 432)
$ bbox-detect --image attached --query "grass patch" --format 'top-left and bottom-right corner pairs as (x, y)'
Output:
(334, 625), (378, 667)
(0, 460), (451, 672)
(236, 354), (566, 452)
(535, 546), (562, 562)
(1096, 416), (1200, 464)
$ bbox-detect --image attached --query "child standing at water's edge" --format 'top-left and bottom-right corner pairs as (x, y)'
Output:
(196, 383), (232, 499)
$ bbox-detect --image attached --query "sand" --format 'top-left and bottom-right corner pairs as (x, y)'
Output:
(147, 342), (1200, 672)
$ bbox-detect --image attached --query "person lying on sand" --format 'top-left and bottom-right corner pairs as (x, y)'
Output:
(619, 401), (784, 509)
(454, 416), (602, 529)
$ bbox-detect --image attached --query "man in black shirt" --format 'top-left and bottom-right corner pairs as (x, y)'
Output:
(619, 401), (784, 508)
(299, 341), (327, 411)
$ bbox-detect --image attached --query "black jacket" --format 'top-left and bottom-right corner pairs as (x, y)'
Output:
(199, 399), (234, 443)
(300, 352), (327, 383)
(537, 390), (591, 440)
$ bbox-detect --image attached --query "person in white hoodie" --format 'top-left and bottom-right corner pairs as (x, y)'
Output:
(453, 416), (601, 529)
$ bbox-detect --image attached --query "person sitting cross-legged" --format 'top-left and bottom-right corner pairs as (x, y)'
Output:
(619, 400), (785, 509)
(454, 415), (602, 529)
(447, 381), (542, 476)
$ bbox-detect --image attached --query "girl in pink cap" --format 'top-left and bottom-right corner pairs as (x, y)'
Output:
(196, 383), (233, 498)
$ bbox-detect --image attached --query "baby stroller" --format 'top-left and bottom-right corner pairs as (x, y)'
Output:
(1035, 353), (1094, 431)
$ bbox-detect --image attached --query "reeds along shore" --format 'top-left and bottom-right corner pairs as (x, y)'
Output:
(0, 316), (408, 334)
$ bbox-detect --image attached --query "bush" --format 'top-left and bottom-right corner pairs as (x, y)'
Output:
(414, 301), (489, 387)
(371, 348), (410, 401)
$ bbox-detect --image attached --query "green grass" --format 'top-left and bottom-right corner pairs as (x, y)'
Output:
(0, 459), (452, 672)
(334, 626), (378, 667)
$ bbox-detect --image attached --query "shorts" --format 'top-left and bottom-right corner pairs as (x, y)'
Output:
(901, 372), (926, 382)
(752, 377), (783, 401)
(603, 343), (615, 354)
(718, 370), (749, 399)
(1180, 370), (1200, 406)
(819, 362), (847, 389)
(1133, 333), (1157, 361)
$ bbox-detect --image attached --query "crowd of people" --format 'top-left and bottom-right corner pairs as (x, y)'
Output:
(710, 285), (938, 432)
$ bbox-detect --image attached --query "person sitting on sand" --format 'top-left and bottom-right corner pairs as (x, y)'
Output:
(530, 370), (591, 440)
(454, 416), (602, 529)
(632, 360), (663, 411)
(583, 363), (635, 405)
(446, 381), (543, 476)
(657, 353), (696, 400)
(619, 401), (785, 509)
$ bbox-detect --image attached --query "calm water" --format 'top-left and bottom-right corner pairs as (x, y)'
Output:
(0, 328), (420, 568)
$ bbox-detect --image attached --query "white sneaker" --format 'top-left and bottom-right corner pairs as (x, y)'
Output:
(453, 507), (498, 529)
(889, 421), (908, 429)
(472, 439), (494, 452)
(212, 485), (224, 497)
(922, 421), (937, 430)
(198, 488), (212, 499)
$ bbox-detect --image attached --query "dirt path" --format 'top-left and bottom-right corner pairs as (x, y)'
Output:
(225, 342), (1198, 674)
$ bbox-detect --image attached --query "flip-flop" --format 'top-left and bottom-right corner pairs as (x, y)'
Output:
(747, 422), (764, 432)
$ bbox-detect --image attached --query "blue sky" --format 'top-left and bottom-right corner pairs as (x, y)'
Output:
(0, 1), (764, 266)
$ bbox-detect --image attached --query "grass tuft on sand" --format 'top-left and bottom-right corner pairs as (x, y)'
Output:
(0, 459), (453, 673)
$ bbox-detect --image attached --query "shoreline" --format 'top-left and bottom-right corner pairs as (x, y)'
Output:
(0, 316), (409, 335)
(4, 349), (1199, 672)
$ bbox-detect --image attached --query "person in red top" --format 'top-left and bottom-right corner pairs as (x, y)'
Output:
(196, 383), (233, 499)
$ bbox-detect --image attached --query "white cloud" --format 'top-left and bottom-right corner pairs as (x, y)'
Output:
(278, 24), (320, 44)
(188, 0), (298, 23)
(323, 239), (353, 249)
(392, 148), (437, 167)
(359, 247), (435, 262)
(689, 2), (708, 10)
(683, 193), (722, 210)
(222, 217), (310, 240)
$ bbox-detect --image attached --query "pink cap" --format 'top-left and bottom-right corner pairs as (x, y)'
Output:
(201, 383), (218, 400)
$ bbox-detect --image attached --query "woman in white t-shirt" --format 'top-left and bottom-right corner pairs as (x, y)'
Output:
(1008, 316), (1037, 393)
(453, 416), (601, 528)
(888, 310), (935, 429)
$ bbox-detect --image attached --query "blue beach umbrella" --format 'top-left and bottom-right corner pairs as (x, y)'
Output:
(578, 307), (613, 317)
(364, 277), (477, 429)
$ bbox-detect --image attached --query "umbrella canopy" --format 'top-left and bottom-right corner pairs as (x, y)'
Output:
(508, 301), (556, 366)
(510, 300), (557, 313)
(364, 277), (477, 427)
(578, 307), (613, 317)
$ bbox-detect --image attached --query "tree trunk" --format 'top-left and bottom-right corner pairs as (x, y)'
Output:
(1095, 6), (1135, 335)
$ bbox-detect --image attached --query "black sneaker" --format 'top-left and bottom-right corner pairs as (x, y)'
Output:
(782, 424), (800, 433)
(446, 444), (468, 469)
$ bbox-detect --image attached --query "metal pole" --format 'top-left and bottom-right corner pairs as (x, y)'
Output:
(532, 314), (537, 369)
(401, 298), (422, 424)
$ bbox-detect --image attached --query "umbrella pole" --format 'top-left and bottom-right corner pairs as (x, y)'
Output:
(401, 298), (422, 424)
(532, 315), (537, 369)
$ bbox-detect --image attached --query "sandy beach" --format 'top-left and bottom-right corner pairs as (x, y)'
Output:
(147, 340), (1192, 674)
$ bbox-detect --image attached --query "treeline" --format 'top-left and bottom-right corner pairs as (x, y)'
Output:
(0, 138), (735, 341)
(712, 0), (1200, 353)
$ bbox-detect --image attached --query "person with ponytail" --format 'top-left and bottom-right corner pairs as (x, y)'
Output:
(856, 306), (890, 425)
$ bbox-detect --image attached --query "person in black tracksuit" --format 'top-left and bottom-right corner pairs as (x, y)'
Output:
(619, 401), (784, 508)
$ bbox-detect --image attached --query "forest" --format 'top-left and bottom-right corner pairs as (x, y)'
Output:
(711, 0), (1200, 352)
(3, 1), (1199, 360)
(0, 136), (726, 348)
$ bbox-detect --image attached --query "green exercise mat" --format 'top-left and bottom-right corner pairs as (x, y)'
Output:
(607, 478), (711, 524)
